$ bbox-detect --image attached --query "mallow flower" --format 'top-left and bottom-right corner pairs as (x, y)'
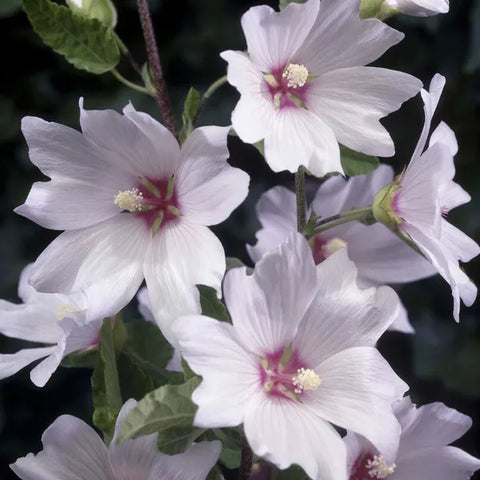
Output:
(221, 0), (422, 177)
(0, 264), (102, 387)
(345, 396), (480, 480)
(15, 101), (249, 344)
(11, 398), (221, 480)
(373, 74), (480, 321)
(384, 0), (449, 16)
(173, 233), (408, 480)
(248, 166), (437, 333)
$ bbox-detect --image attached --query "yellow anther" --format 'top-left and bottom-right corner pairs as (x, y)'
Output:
(366, 455), (396, 478)
(57, 304), (81, 320)
(282, 64), (309, 88)
(292, 368), (322, 394)
(114, 188), (144, 212)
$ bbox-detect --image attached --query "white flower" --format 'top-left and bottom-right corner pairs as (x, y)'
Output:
(173, 233), (407, 480)
(0, 264), (102, 387)
(11, 398), (221, 480)
(385, 0), (449, 17)
(15, 100), (249, 345)
(248, 166), (437, 333)
(373, 74), (480, 321)
(220, 0), (422, 177)
(345, 396), (480, 480)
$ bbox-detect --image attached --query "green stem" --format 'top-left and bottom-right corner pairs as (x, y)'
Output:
(295, 166), (307, 233)
(194, 75), (228, 126)
(113, 33), (142, 74)
(111, 69), (152, 95)
(310, 206), (374, 236)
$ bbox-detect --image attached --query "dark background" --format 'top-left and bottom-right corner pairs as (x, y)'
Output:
(0, 0), (479, 478)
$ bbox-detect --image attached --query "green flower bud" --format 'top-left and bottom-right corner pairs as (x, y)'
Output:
(372, 180), (402, 230)
(66, 0), (117, 28)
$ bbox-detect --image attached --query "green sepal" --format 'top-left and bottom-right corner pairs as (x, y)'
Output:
(359, 0), (385, 18)
(61, 345), (98, 369)
(66, 0), (117, 28)
(279, 0), (307, 11)
(179, 87), (201, 145)
(23, 0), (120, 74)
(340, 146), (380, 176)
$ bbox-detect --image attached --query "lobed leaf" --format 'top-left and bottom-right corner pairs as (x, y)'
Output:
(197, 284), (230, 322)
(340, 145), (380, 176)
(179, 87), (201, 144)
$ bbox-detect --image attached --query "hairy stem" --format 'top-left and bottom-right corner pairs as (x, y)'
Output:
(194, 75), (228, 126)
(136, 0), (177, 137)
(311, 206), (374, 236)
(295, 166), (307, 233)
(239, 438), (254, 480)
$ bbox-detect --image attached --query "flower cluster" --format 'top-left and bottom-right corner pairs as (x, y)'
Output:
(1, 0), (479, 479)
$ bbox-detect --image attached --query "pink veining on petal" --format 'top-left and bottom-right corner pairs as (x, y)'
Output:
(135, 176), (181, 231)
(259, 345), (309, 400)
(265, 65), (311, 110)
(392, 190), (402, 218)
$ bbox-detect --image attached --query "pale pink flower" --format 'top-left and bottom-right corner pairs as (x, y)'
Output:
(345, 396), (480, 480)
(385, 0), (449, 16)
(15, 101), (249, 344)
(11, 399), (221, 480)
(248, 166), (437, 333)
(374, 74), (480, 321)
(173, 233), (407, 480)
(0, 264), (101, 387)
(221, 0), (422, 177)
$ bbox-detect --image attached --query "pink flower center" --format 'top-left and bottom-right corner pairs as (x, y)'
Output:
(114, 176), (181, 234)
(259, 345), (321, 401)
(264, 63), (311, 110)
(350, 452), (396, 480)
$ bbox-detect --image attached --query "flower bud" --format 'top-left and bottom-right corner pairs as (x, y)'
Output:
(66, 0), (117, 28)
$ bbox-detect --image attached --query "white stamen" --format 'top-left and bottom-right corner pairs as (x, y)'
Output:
(282, 64), (309, 88)
(366, 455), (396, 478)
(57, 304), (81, 320)
(292, 368), (321, 394)
(322, 237), (347, 257)
(114, 188), (143, 212)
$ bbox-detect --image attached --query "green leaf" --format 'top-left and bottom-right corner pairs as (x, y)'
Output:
(23, 0), (120, 74)
(197, 285), (230, 322)
(359, 0), (385, 18)
(118, 376), (201, 443)
(179, 87), (201, 144)
(91, 318), (124, 444)
(212, 427), (243, 468)
(226, 257), (245, 271)
(220, 448), (241, 469)
(181, 357), (197, 382)
(277, 465), (308, 480)
(340, 146), (380, 176)
(279, 0), (306, 11)
(253, 140), (265, 157)
(117, 352), (154, 401)
(157, 425), (206, 455)
(122, 317), (174, 386)
(61, 346), (98, 369)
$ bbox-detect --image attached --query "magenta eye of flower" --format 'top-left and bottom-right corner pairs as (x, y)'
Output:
(114, 175), (182, 234)
(264, 62), (311, 110)
(310, 235), (347, 265)
(349, 452), (396, 480)
(259, 344), (321, 401)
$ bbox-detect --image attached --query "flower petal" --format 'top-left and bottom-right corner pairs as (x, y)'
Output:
(306, 67), (422, 157)
(240, 0), (320, 72)
(243, 393), (347, 480)
(386, 0), (449, 17)
(29, 215), (147, 321)
(310, 347), (408, 464)
(295, 0), (404, 75)
(225, 233), (317, 356)
(172, 315), (259, 428)
(394, 446), (480, 480)
(144, 221), (225, 345)
(264, 107), (341, 177)
(0, 347), (56, 382)
(247, 186), (297, 263)
(176, 126), (249, 225)
(11, 415), (109, 480)
(294, 248), (399, 366)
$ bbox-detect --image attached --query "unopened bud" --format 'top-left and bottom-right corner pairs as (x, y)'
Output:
(66, 0), (117, 28)
(372, 181), (402, 230)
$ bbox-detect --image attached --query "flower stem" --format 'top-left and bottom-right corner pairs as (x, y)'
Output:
(113, 33), (142, 75)
(310, 206), (374, 236)
(111, 69), (152, 95)
(136, 0), (178, 137)
(295, 166), (307, 233)
(239, 438), (253, 480)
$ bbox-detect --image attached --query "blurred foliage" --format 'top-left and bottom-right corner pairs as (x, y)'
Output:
(0, 0), (479, 479)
